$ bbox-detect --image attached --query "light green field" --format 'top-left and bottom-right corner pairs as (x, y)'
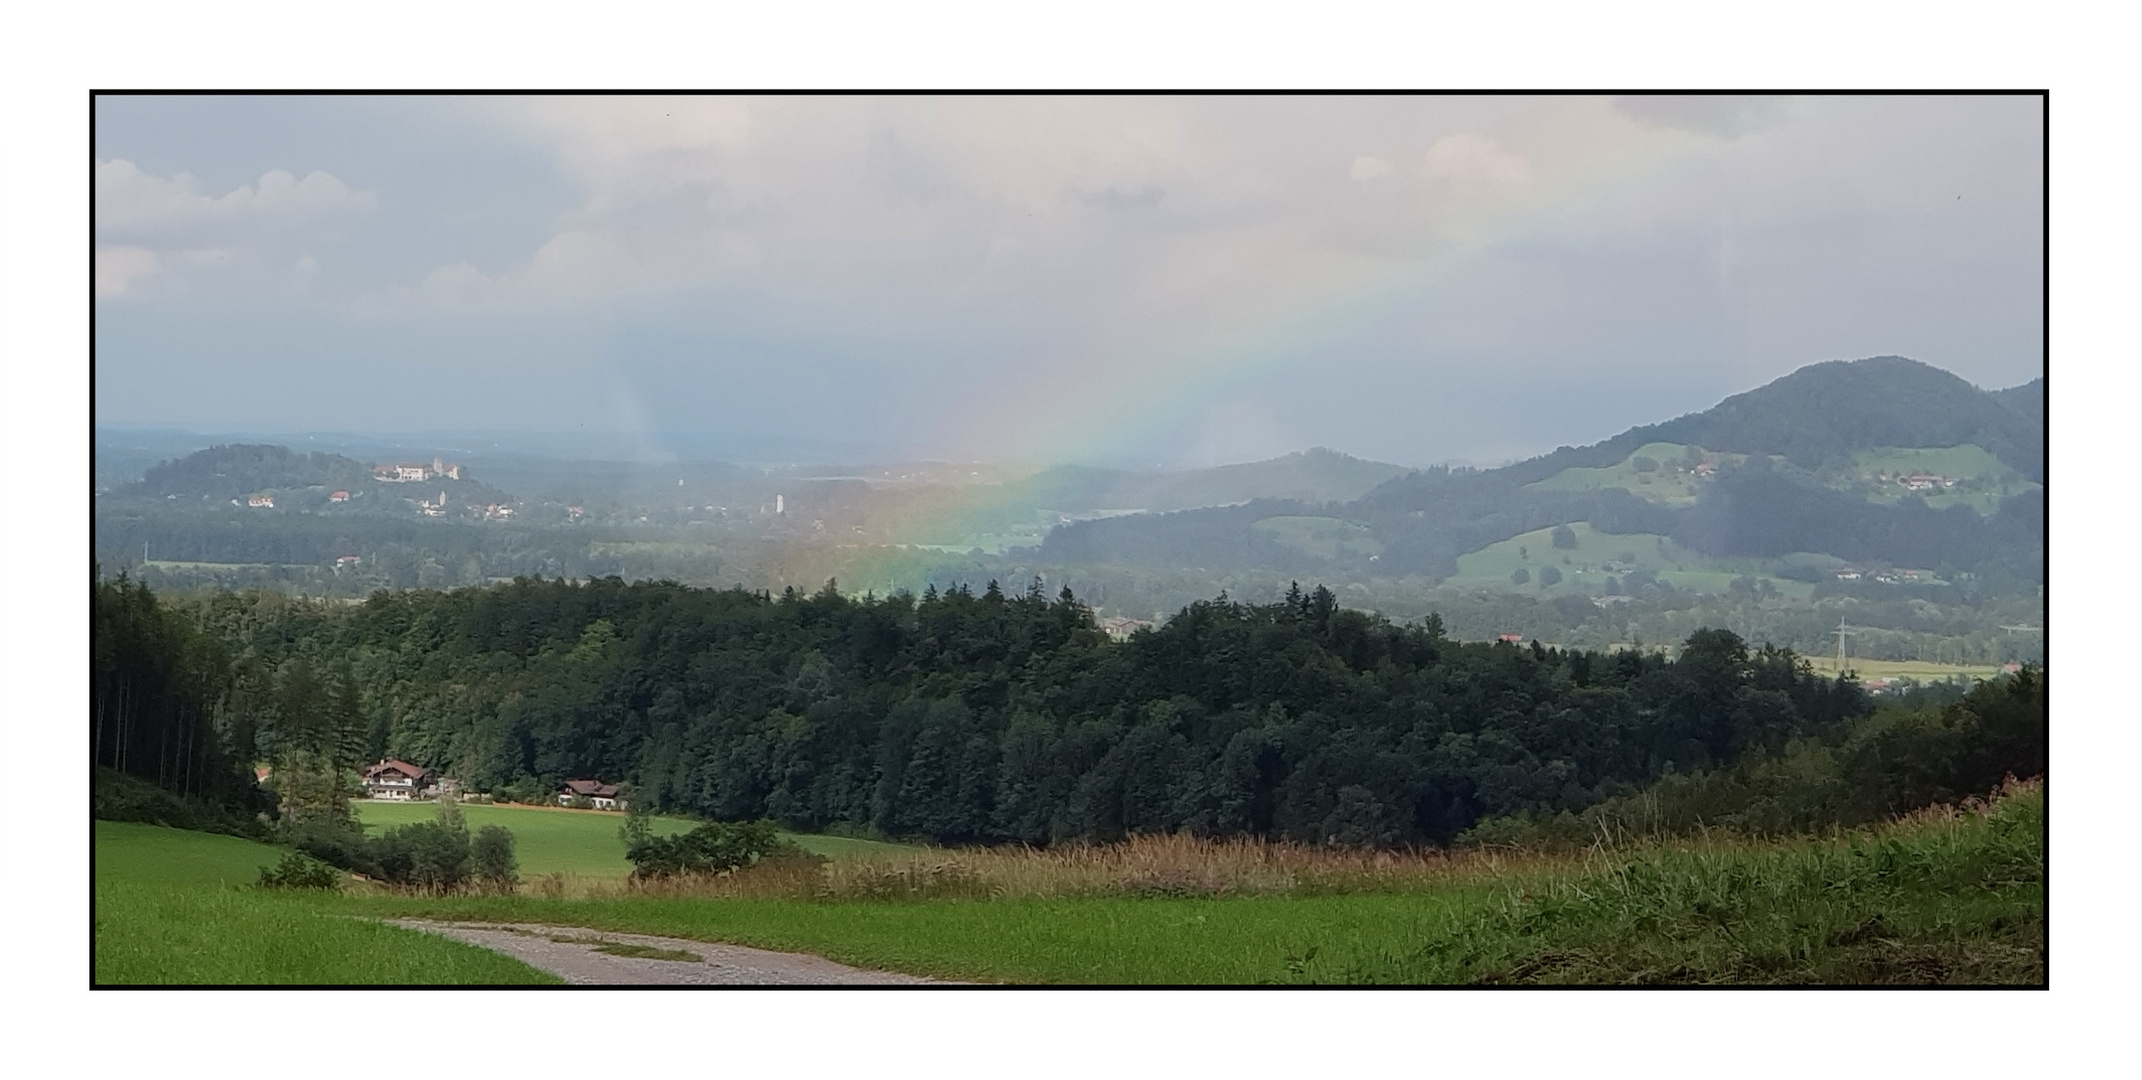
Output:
(144, 559), (288, 571)
(1845, 445), (2040, 516)
(352, 801), (922, 877)
(1252, 515), (1384, 560)
(352, 784), (2045, 985)
(1821, 658), (2007, 682)
(1447, 521), (1810, 600)
(97, 784), (2043, 985)
(1523, 442), (1720, 506)
(93, 821), (558, 985)
(95, 819), (285, 887)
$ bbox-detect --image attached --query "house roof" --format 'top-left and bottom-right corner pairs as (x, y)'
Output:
(364, 759), (428, 780)
(562, 778), (621, 798)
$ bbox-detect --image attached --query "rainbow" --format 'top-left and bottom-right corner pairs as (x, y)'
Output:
(729, 100), (1728, 598)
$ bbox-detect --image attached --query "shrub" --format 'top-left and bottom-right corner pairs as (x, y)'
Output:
(370, 821), (472, 892)
(1551, 524), (1578, 549)
(94, 768), (272, 840)
(472, 825), (519, 889)
(625, 819), (799, 879)
(282, 817), (378, 876)
(257, 851), (343, 890)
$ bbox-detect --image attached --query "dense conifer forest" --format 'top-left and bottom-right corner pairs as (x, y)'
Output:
(132, 571), (1888, 846)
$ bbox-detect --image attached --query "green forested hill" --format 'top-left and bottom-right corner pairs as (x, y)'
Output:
(188, 576), (1866, 847)
(1047, 357), (2044, 586)
(133, 444), (377, 500)
(1638, 356), (2042, 481)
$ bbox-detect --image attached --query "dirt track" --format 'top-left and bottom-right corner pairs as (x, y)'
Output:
(392, 920), (956, 985)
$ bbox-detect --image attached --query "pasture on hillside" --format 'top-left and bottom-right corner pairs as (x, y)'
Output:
(1522, 441), (1718, 506)
(1849, 445), (2040, 516)
(1445, 521), (1808, 599)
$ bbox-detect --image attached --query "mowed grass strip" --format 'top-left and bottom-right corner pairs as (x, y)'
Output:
(351, 800), (921, 878)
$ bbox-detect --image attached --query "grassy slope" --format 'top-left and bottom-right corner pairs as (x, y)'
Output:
(349, 787), (2044, 985)
(1446, 521), (1811, 600)
(93, 821), (559, 985)
(1523, 441), (1712, 506)
(1851, 445), (2041, 516)
(351, 801), (921, 877)
(1251, 515), (1384, 560)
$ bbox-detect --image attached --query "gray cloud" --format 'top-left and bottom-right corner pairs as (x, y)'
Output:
(1612, 95), (1786, 138)
(92, 95), (2043, 466)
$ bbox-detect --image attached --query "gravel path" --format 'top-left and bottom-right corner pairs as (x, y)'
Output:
(392, 920), (955, 985)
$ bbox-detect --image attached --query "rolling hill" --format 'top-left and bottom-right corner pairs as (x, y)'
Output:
(1037, 356), (2044, 591)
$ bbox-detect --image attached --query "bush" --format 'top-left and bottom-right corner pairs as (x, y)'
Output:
(472, 825), (519, 889)
(1551, 524), (1578, 549)
(1510, 568), (1530, 586)
(257, 850), (343, 890)
(626, 819), (799, 879)
(281, 816), (377, 876)
(370, 821), (472, 892)
(94, 768), (271, 840)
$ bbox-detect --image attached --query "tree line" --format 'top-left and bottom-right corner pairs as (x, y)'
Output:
(161, 572), (1878, 847)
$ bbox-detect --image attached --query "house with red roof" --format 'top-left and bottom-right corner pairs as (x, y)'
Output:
(363, 759), (430, 800)
(559, 779), (623, 810)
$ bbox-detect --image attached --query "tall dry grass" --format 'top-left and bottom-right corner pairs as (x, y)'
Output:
(595, 833), (1566, 902)
(566, 777), (2047, 905)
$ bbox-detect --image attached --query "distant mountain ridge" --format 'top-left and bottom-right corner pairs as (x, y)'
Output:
(1045, 356), (2045, 584)
(1370, 356), (2042, 502)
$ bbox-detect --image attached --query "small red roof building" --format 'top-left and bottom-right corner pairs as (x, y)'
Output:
(363, 759), (431, 800)
(559, 779), (624, 809)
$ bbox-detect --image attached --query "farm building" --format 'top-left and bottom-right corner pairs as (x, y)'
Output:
(363, 760), (430, 800)
(559, 779), (624, 810)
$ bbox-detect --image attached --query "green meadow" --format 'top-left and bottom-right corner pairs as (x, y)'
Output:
(1252, 515), (1385, 561)
(97, 783), (2043, 985)
(349, 782), (2046, 984)
(1523, 442), (1716, 506)
(351, 801), (921, 878)
(93, 822), (559, 985)
(1445, 521), (1809, 600)
(1849, 444), (2041, 516)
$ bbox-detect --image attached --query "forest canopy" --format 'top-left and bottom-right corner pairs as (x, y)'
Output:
(159, 573), (1875, 847)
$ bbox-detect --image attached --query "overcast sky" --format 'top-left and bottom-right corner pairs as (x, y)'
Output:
(93, 94), (2044, 467)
